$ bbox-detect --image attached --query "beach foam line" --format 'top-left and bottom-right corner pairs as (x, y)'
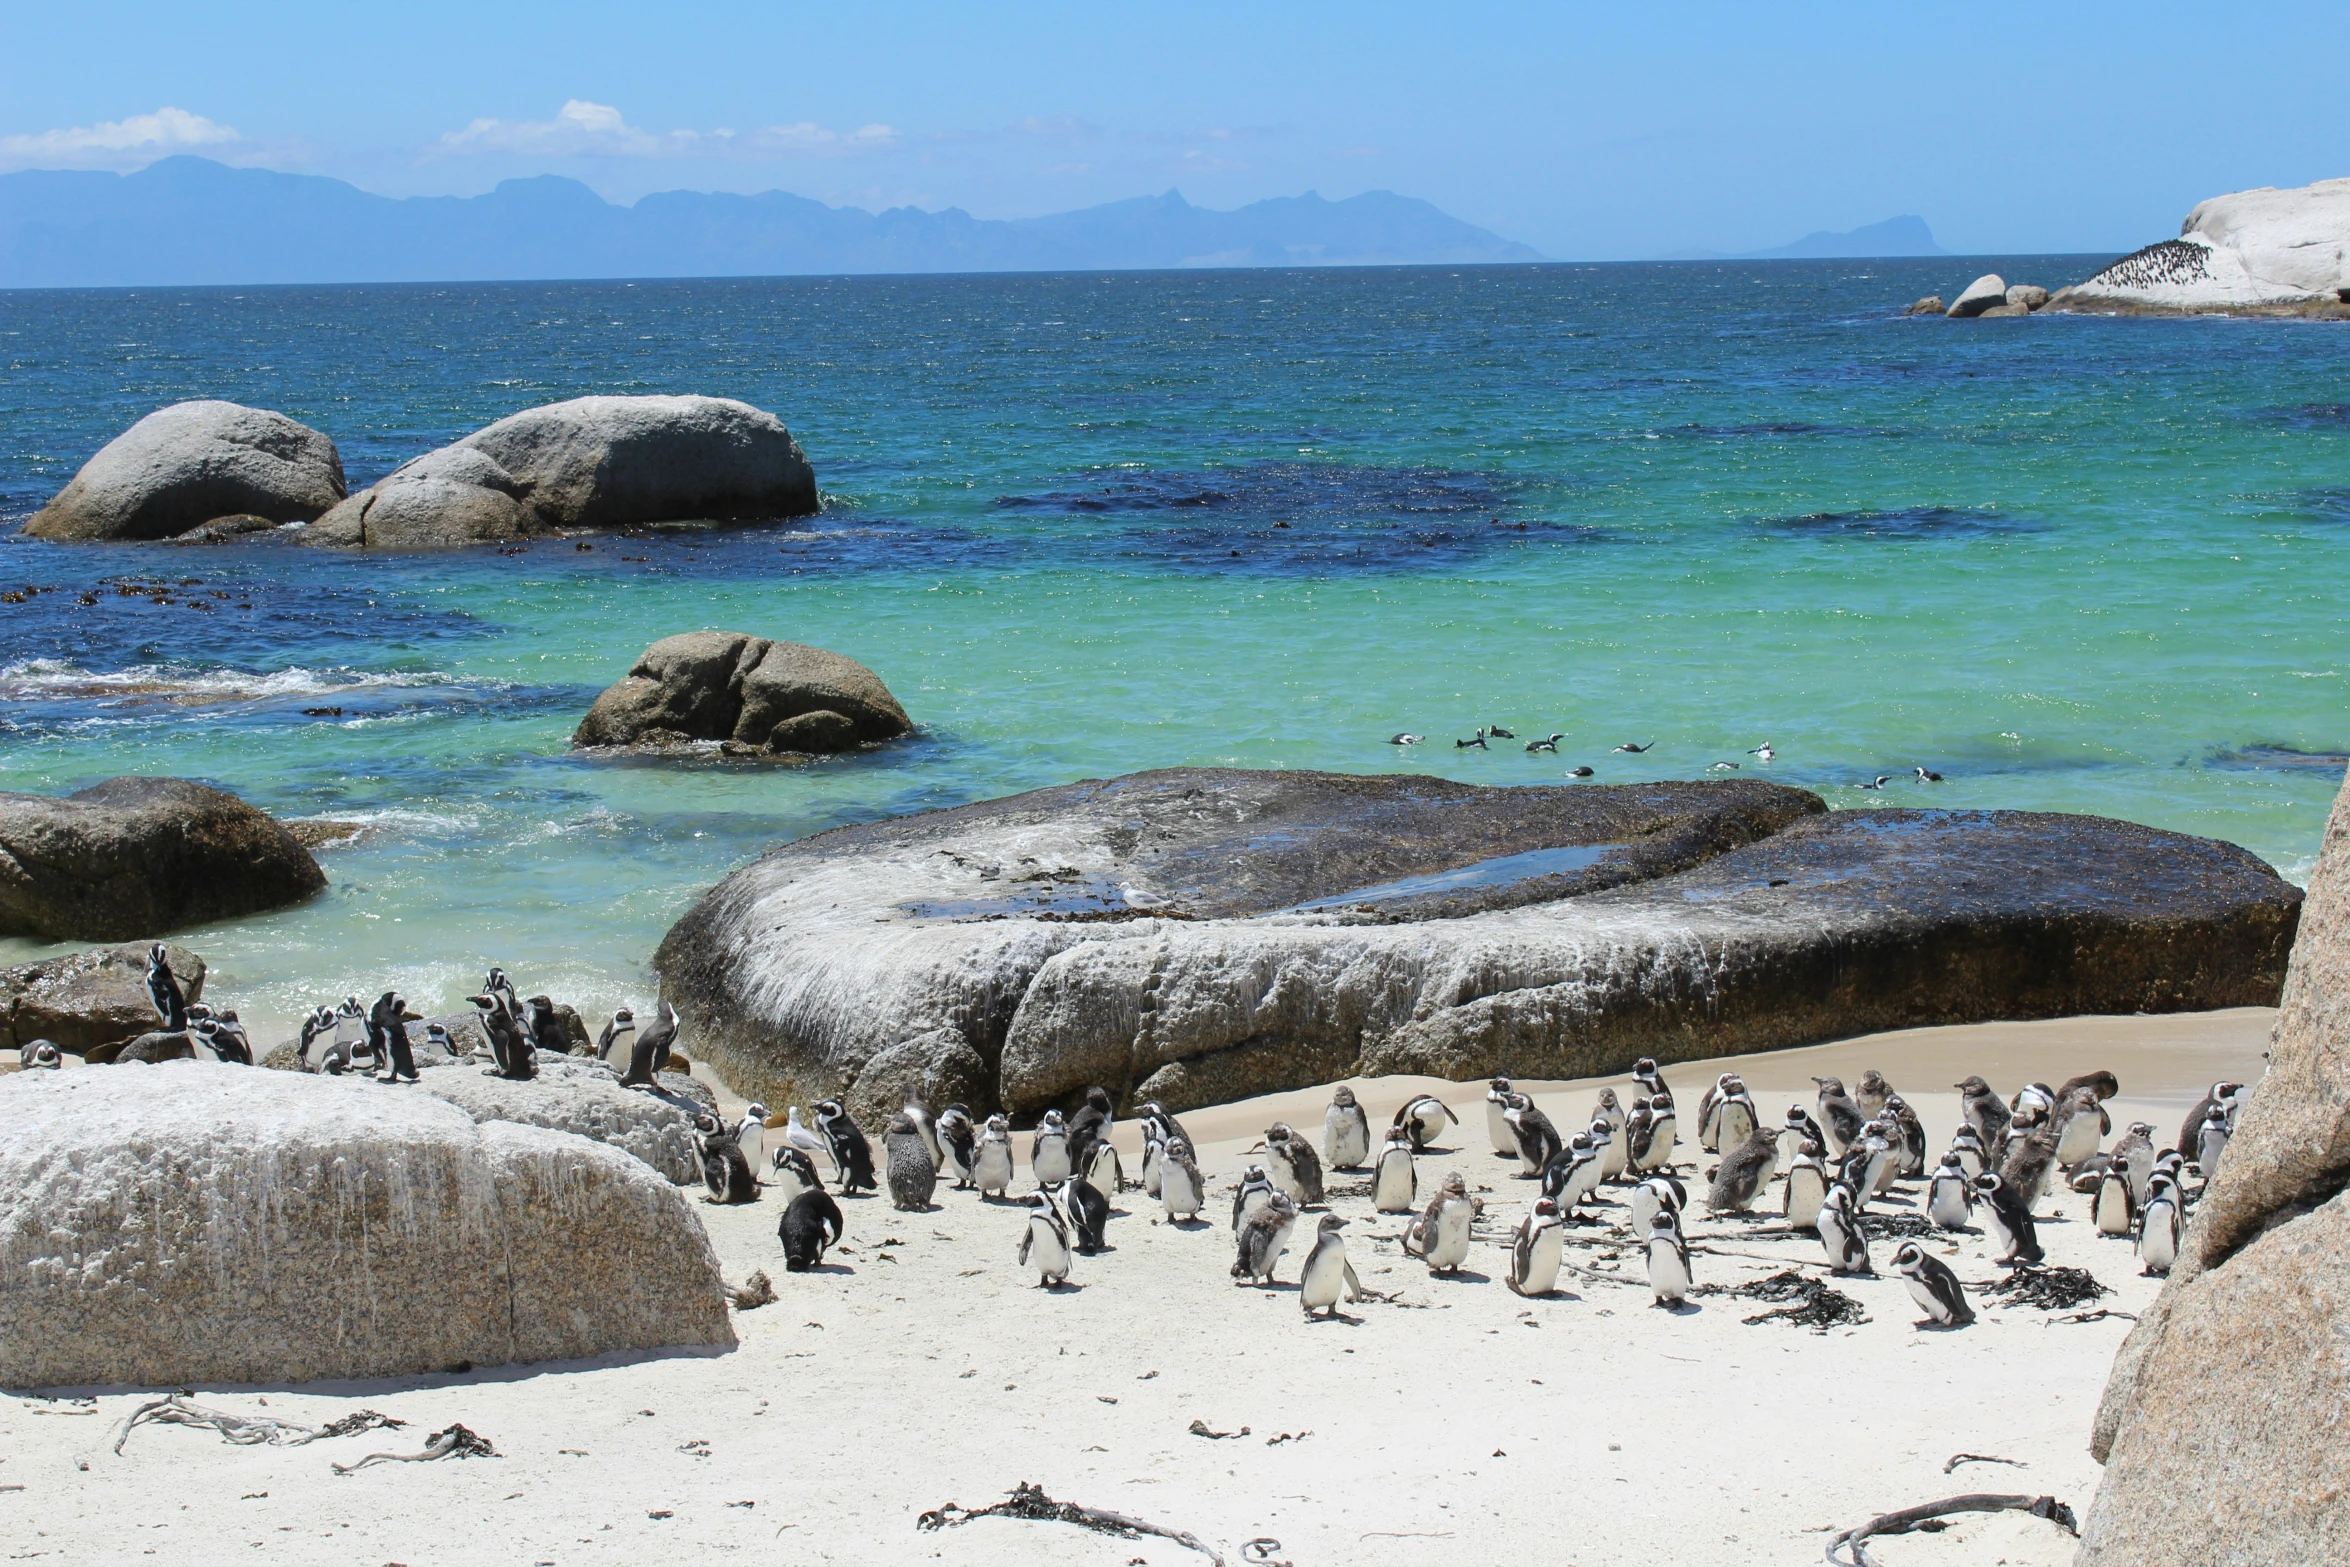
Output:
(0, 658), (511, 706)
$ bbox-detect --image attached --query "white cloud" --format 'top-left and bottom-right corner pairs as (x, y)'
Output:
(430, 100), (898, 161)
(0, 106), (246, 170)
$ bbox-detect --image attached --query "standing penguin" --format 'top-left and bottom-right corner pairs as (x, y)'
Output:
(1696, 1073), (1736, 1153)
(1298, 1214), (1368, 1319)
(768, 1146), (821, 1205)
(1049, 1176), (1110, 1254)
(1593, 1089), (1630, 1179)
(701, 1126), (759, 1204)
(1138, 1115), (1169, 1199)
(884, 1112), (938, 1211)
(1485, 1076), (1521, 1157)
(2000, 1116), (2063, 1208)
(1645, 1091), (1679, 1171)
(367, 990), (419, 1083)
(1706, 1127), (1780, 1215)
(1504, 1094), (1564, 1178)
(1632, 1057), (1668, 1105)
(200, 1009), (255, 1067)
(2137, 1172), (2182, 1276)
(296, 1005), (338, 1071)
(2110, 1122), (2158, 1207)
(144, 945), (189, 1031)
(1031, 1110), (1073, 1186)
(1892, 1241), (1974, 1327)
(471, 990), (536, 1081)
(1263, 1123), (1325, 1206)
(1817, 1181), (1871, 1275)
(1630, 1173), (1687, 1237)
(1784, 1140), (1830, 1231)
(934, 1104), (978, 1189)
(1975, 1172), (2044, 1267)
(1646, 1208), (1692, 1307)
(1081, 1136), (1124, 1200)
(1544, 1134), (1598, 1210)
(1372, 1127), (1419, 1214)
(2051, 1085), (2108, 1168)
(1393, 1094), (1457, 1152)
(1949, 1124), (1989, 1180)
(2176, 1081), (2243, 1159)
(1812, 1077), (1865, 1158)
(1017, 1191), (1073, 1287)
(1880, 1095), (1929, 1177)
(1403, 1172), (1477, 1275)
(778, 1187), (843, 1271)
(1158, 1137), (1206, 1222)
(736, 1103), (769, 1174)
(333, 996), (370, 1069)
(1231, 1165), (1278, 1232)
(1507, 1197), (1567, 1297)
(1325, 1086), (1372, 1170)
(1855, 1069), (1894, 1121)
(2093, 1162), (2137, 1237)
(1955, 1076), (2013, 1153)
(1713, 1077), (1759, 1155)
(1779, 1104), (1822, 1168)
(902, 1090), (945, 1167)
(1927, 1152), (1975, 1230)
(1623, 1100), (1658, 1175)
(814, 1100), (878, 1195)
(971, 1114), (1016, 1198)
(2195, 1107), (2232, 1184)
(616, 999), (677, 1088)
(595, 1007), (635, 1066)
(1232, 1191), (1300, 1286)
(1065, 1086), (1114, 1179)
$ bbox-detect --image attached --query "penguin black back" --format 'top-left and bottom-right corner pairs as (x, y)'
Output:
(1054, 1176), (1111, 1254)
(618, 1000), (677, 1088)
(815, 1099), (877, 1194)
(703, 1130), (760, 1203)
(1066, 1085), (1115, 1175)
(145, 944), (188, 1031)
(779, 1188), (844, 1271)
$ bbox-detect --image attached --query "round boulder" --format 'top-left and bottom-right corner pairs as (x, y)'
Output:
(304, 445), (529, 549)
(573, 631), (912, 755)
(0, 1061), (734, 1387)
(1946, 273), (2010, 318)
(1, 942), (205, 1056)
(23, 401), (346, 542)
(0, 778), (326, 941)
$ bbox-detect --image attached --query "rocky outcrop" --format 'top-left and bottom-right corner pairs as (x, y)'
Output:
(1, 942), (204, 1055)
(306, 394), (816, 548)
(572, 631), (912, 755)
(20, 401), (346, 543)
(2050, 176), (2350, 319)
(0, 778), (325, 940)
(1905, 295), (1945, 316)
(653, 768), (2300, 1122)
(2079, 770), (2350, 1565)
(2005, 284), (2050, 310)
(415, 1053), (705, 1184)
(1946, 274), (2009, 317)
(0, 1061), (733, 1387)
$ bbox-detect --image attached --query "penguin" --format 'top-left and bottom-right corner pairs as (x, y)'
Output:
(1646, 1208), (1691, 1307)
(1392, 1093), (1457, 1152)
(616, 999), (677, 1089)
(596, 1007), (635, 1066)
(1817, 1181), (1870, 1275)
(1880, 1095), (1928, 1177)
(1158, 1137), (1207, 1222)
(702, 1127), (759, 1204)
(1576, 1121), (1617, 1200)
(470, 990), (536, 1081)
(1642, 1089), (1677, 1172)
(1372, 1127), (1419, 1214)
(484, 965), (522, 1022)
(1812, 1076), (1865, 1157)
(421, 1021), (457, 1063)
(1632, 1057), (1668, 1104)
(297, 1004), (338, 1071)
(1507, 1197), (1566, 1297)
(1855, 1069), (1893, 1121)
(2093, 1164), (2137, 1236)
(1955, 1076), (2012, 1152)
(2051, 1085), (2109, 1167)
(1325, 1086), (1372, 1170)
(814, 1100), (878, 1195)
(2137, 1172), (2182, 1277)
(1892, 1241), (1974, 1328)
(1081, 1136), (1124, 1200)
(884, 1112), (938, 1211)
(1949, 1124), (1989, 1180)
(1504, 1095), (1563, 1178)
(1837, 1128), (1892, 1204)
(1231, 1164), (1277, 1232)
(200, 1009), (255, 1067)
(1050, 1176), (1111, 1254)
(1299, 1214), (1368, 1319)
(2110, 1122), (2157, 1207)
(1713, 1078), (1759, 1155)
(1233, 1191), (1300, 1286)
(1999, 1116), (2062, 1208)
(2011, 1081), (2057, 1123)
(2058, 1068), (2121, 1105)
(778, 1187), (843, 1272)
(367, 990), (418, 1083)
(767, 1146), (821, 1205)
(1696, 1073), (1736, 1152)
(1541, 1133), (1594, 1206)
(2068, 1152), (2113, 1195)
(733, 1104), (768, 1174)
(1485, 1077), (1521, 1156)
(1784, 1140), (1829, 1231)
(2196, 1108), (2231, 1184)
(1705, 1127), (1779, 1214)
(1402, 1172), (1476, 1275)
(1065, 1086), (1114, 1179)
(1138, 1115), (1168, 1199)
(333, 995), (370, 1068)
(524, 996), (565, 1057)
(1623, 1100), (1657, 1175)
(1031, 1110), (1073, 1186)
(1135, 1100), (1194, 1162)
(20, 1040), (62, 1069)
(1927, 1152), (1975, 1230)
(1630, 1173), (1687, 1237)
(971, 1114), (1016, 1198)
(902, 1090), (945, 1167)
(1017, 1191), (1073, 1287)
(144, 944), (189, 1031)
(1778, 1104), (1821, 1168)
(2177, 1081), (2242, 1158)
(933, 1105), (976, 1189)
(1264, 1122), (1325, 1206)
(1974, 1172), (2043, 1267)
(1593, 1089), (1630, 1179)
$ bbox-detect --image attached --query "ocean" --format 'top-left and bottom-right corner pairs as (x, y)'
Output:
(2, 259), (2345, 1042)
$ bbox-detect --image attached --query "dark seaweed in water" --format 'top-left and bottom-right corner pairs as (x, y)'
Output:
(2206, 744), (2350, 773)
(2253, 403), (2350, 431)
(1735, 1269), (1871, 1331)
(1984, 1266), (2108, 1310)
(1756, 506), (2040, 541)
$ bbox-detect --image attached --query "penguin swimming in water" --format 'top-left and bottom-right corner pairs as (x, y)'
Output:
(595, 1007), (635, 1066)
(144, 945), (189, 1031)
(1263, 1122), (1324, 1206)
(615, 999), (676, 1089)
(884, 1112), (938, 1211)
(1646, 1208), (1691, 1307)
(1403, 1172), (1477, 1275)
(367, 990), (418, 1083)
(1158, 1137), (1206, 1222)
(1299, 1214), (1369, 1319)
(1231, 1164), (1277, 1232)
(767, 1145), (822, 1205)
(2137, 1172), (2182, 1276)
(1812, 1076), (1865, 1157)
(1927, 1152), (1975, 1230)
(1393, 1094), (1457, 1152)
(1817, 1181), (1870, 1275)
(1507, 1197), (1566, 1297)
(1485, 1077), (1520, 1157)
(1049, 1176), (1110, 1254)
(1974, 1172), (2043, 1266)
(1783, 1140), (1829, 1231)
(1706, 1127), (1780, 1214)
(971, 1114), (1016, 1198)
(1955, 1076), (2012, 1153)
(814, 1100), (878, 1195)
(1892, 1241), (1974, 1328)
(934, 1104), (978, 1189)
(1017, 1192), (1073, 1287)
(779, 1187), (843, 1271)
(1372, 1127), (1419, 1214)
(1233, 1191), (1300, 1286)
(1031, 1110), (1073, 1186)
(701, 1125), (760, 1204)
(1503, 1094), (1563, 1178)
(1325, 1086), (1372, 1170)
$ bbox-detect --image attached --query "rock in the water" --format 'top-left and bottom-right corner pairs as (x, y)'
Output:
(305, 394), (816, 549)
(654, 768), (2301, 1121)
(414, 1053), (705, 1184)
(1976, 303), (2032, 318)
(0, 778), (325, 940)
(2051, 177), (2350, 318)
(1904, 295), (1945, 315)
(0, 1061), (733, 1386)
(2080, 770), (2350, 1564)
(2004, 283), (2050, 310)
(22, 401), (346, 542)
(1945, 273), (2009, 318)
(572, 631), (912, 755)
(1, 942), (205, 1055)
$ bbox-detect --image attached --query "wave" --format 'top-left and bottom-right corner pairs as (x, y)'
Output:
(0, 658), (512, 707)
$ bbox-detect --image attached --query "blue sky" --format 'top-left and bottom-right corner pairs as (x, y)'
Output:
(2, 1), (2345, 258)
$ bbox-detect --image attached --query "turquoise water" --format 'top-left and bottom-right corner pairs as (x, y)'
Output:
(3, 259), (2346, 1042)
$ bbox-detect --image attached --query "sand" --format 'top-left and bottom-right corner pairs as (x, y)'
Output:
(2, 1008), (2272, 1566)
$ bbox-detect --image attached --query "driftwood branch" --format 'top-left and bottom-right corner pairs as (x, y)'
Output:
(1825, 1492), (2076, 1567)
(918, 1480), (1225, 1565)
(113, 1392), (403, 1455)
(331, 1423), (499, 1474)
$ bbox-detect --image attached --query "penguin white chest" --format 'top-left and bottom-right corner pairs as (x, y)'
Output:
(1373, 1152), (1417, 1213)
(1486, 1099), (1517, 1157)
(1784, 1165), (1827, 1230)
(1513, 1222), (1563, 1297)
(1928, 1175), (1972, 1229)
(1427, 1198), (1473, 1270)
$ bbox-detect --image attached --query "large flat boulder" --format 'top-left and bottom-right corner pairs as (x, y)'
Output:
(306, 394), (815, 548)
(2, 942), (204, 1055)
(0, 1061), (733, 1387)
(415, 1053), (705, 1184)
(572, 630), (912, 755)
(2050, 176), (2350, 318)
(0, 778), (325, 941)
(22, 401), (345, 542)
(2080, 769), (2350, 1564)
(654, 769), (2301, 1121)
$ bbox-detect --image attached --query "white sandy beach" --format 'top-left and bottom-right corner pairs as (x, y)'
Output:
(3, 1008), (2272, 1566)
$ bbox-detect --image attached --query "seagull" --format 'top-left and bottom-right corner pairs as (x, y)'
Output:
(1915, 767), (1944, 782)
(1567, 765), (1595, 778)
(785, 1106), (835, 1172)
(1857, 776), (1891, 790)
(1613, 741), (1654, 754)
(1389, 733), (1423, 746)
(1487, 725), (1517, 740)
(1456, 729), (1489, 750)
(1709, 761), (1740, 770)
(1525, 733), (1563, 753)
(1748, 742), (1775, 760)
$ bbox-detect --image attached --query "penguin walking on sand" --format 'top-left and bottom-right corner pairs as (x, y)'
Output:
(1817, 1181), (1871, 1275)
(2137, 1172), (2182, 1276)
(1892, 1241), (1974, 1327)
(1928, 1152), (1975, 1230)
(1018, 1192), (1073, 1288)
(1507, 1197), (1567, 1297)
(595, 1007), (635, 1066)
(815, 1100), (878, 1195)
(768, 1146), (821, 1205)
(1955, 1076), (2013, 1153)
(1031, 1110), (1073, 1186)
(785, 1105), (835, 1174)
(1706, 1127), (1780, 1214)
(144, 945), (189, 1031)
(367, 990), (419, 1083)
(616, 999), (677, 1088)
(1485, 1077), (1521, 1157)
(1233, 1191), (1300, 1286)
(1975, 1172), (2043, 1267)
(1393, 1093), (1457, 1152)
(1263, 1122), (1324, 1206)
(1050, 1176), (1111, 1254)
(779, 1187), (843, 1272)
(1646, 1208), (1691, 1307)
(1812, 1077), (1865, 1158)
(884, 1112), (938, 1211)
(1232, 1165), (1278, 1232)
(1403, 1172), (1477, 1275)
(1299, 1214), (1369, 1319)
(1325, 1086), (1372, 1170)
(1372, 1127), (1419, 1214)
(1593, 1089), (1630, 1179)
(1784, 1141), (1829, 1231)
(701, 1126), (759, 1204)
(972, 1114), (1016, 1198)
(934, 1104), (977, 1189)
(1504, 1094), (1564, 1177)
(1158, 1137), (1206, 1222)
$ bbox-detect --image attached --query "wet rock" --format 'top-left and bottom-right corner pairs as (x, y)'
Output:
(2081, 770), (2350, 1563)
(0, 778), (325, 940)
(21, 401), (346, 543)
(1904, 295), (1945, 315)
(2004, 283), (2050, 310)
(112, 1029), (196, 1063)
(1976, 303), (2032, 318)
(0, 942), (205, 1055)
(1946, 274), (2009, 317)
(656, 768), (2295, 1121)
(572, 631), (912, 755)
(306, 444), (527, 548)
(0, 1061), (733, 1387)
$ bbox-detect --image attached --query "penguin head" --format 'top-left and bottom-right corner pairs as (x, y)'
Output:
(1857, 1069), (1890, 1097)
(886, 1112), (918, 1137)
(984, 1113), (1010, 1134)
(1041, 1109), (1066, 1131)
(1084, 1086), (1114, 1115)
(1812, 1075), (1845, 1097)
(1593, 1088), (1620, 1111)
(1532, 1197), (1559, 1219)
(1648, 1208), (1681, 1236)
(1317, 1213), (1347, 1234)
(1973, 1171), (2004, 1196)
(1784, 1105), (1808, 1126)
(1633, 1057), (1658, 1076)
(1953, 1075), (1991, 1094)
(27, 1041), (62, 1068)
(611, 1007), (634, 1024)
(1891, 1240), (1925, 1273)
(745, 1102), (768, 1122)
(1937, 1151), (1964, 1170)
(1488, 1076), (1512, 1094)
(1332, 1085), (1358, 1108)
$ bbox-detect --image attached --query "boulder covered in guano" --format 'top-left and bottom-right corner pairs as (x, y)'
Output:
(653, 768), (2301, 1124)
(573, 630), (912, 755)
(22, 400), (346, 542)
(2051, 175), (2350, 318)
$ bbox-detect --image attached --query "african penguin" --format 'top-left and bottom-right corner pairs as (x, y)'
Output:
(1705, 1126), (1780, 1214)
(1999, 1116), (2062, 1208)
(144, 945), (189, 1031)
(1949, 1124), (1988, 1180)
(1783, 1141), (1829, 1231)
(1486, 1076), (1521, 1157)
(1325, 1086), (1372, 1170)
(1504, 1094), (1563, 1178)
(735, 1103), (769, 1173)
(1631, 1173), (1687, 1237)
(2110, 1122), (2157, 1207)
(1974, 1172), (2043, 1267)
(702, 1126), (759, 1204)
(902, 1090), (944, 1166)
(1892, 1241), (1974, 1327)
(1393, 1093), (1457, 1152)
(1955, 1075), (2012, 1152)
(2092, 1163), (2137, 1236)
(971, 1114), (1016, 1198)
(367, 990), (418, 1083)
(471, 990), (536, 1081)
(1696, 1072), (1735, 1152)
(1778, 1104), (1820, 1168)
(1065, 1087), (1114, 1180)
(767, 1145), (822, 1205)
(778, 1188), (843, 1272)
(1508, 1197), (1566, 1297)
(1372, 1127), (1419, 1214)
(934, 1104), (978, 1189)
(884, 1112), (938, 1211)
(1081, 1136), (1124, 1199)
(1403, 1172), (1477, 1275)
(1018, 1192), (1073, 1287)
(1927, 1152), (1975, 1230)
(1049, 1176), (1110, 1254)
(1158, 1137), (1206, 1221)
(1263, 1122), (1324, 1206)
(2137, 1173), (2182, 1276)
(615, 999), (676, 1088)
(2051, 1085), (2108, 1167)
(814, 1100), (878, 1195)
(297, 1005), (337, 1072)
(1817, 1181), (1870, 1275)
(1031, 1109), (1073, 1186)
(1855, 1068), (1893, 1121)
(1232, 1191), (1300, 1286)
(1645, 1091), (1679, 1170)
(1299, 1213), (1367, 1319)
(785, 1105), (835, 1174)
(21, 1039), (62, 1069)
(1646, 1208), (1691, 1307)
(1231, 1165), (1277, 1232)
(1812, 1076), (1865, 1157)
(595, 1007), (635, 1066)
(1593, 1089), (1630, 1179)
(1632, 1057), (1667, 1104)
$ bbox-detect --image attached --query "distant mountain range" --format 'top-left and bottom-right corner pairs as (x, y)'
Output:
(1666, 215), (1947, 261)
(0, 157), (1545, 288)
